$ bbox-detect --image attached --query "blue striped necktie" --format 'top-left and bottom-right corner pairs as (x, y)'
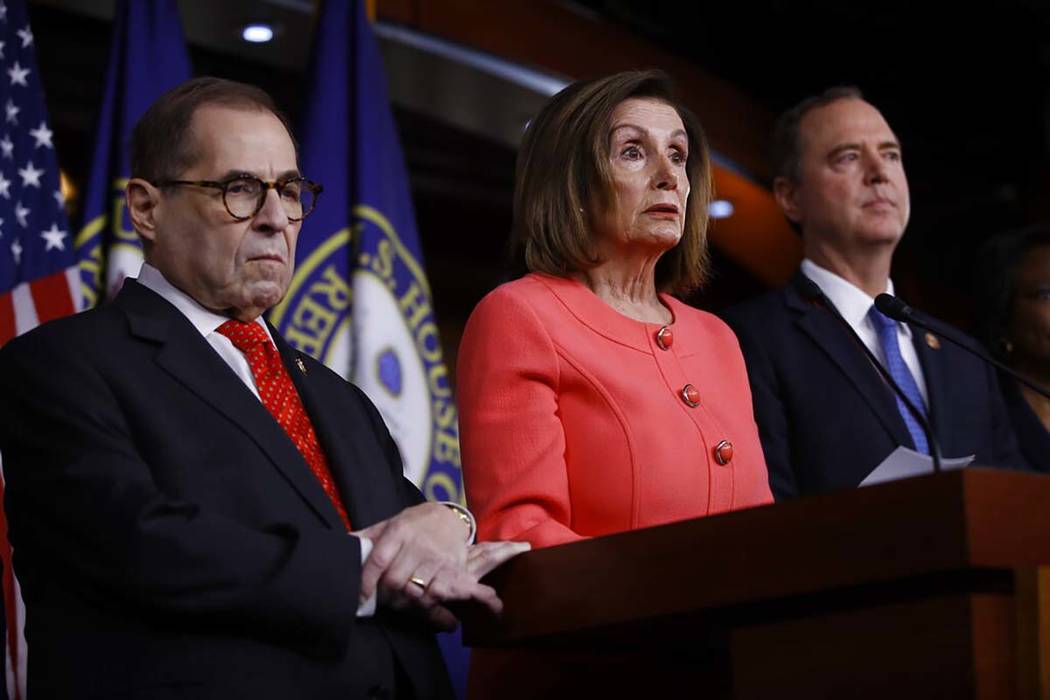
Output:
(868, 305), (930, 455)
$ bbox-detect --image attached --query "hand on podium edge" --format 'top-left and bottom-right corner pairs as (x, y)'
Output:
(378, 540), (531, 631)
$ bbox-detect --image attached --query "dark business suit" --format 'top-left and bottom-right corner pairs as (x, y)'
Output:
(0, 560), (6, 700)
(722, 271), (1027, 500)
(1000, 374), (1050, 473)
(0, 280), (453, 699)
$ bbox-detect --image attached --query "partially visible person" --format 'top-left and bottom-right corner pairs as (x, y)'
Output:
(976, 226), (1050, 472)
(457, 67), (772, 699)
(722, 87), (1027, 499)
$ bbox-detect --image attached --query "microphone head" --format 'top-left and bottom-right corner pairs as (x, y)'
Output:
(874, 293), (912, 321)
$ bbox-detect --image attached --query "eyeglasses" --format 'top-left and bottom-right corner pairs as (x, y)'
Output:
(157, 174), (323, 222)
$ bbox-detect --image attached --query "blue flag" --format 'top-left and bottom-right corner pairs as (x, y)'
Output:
(268, 1), (467, 693)
(74, 0), (190, 307)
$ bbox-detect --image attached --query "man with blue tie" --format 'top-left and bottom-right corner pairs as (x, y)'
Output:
(723, 87), (1026, 499)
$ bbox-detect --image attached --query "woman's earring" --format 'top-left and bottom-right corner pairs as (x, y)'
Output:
(1000, 338), (1014, 355)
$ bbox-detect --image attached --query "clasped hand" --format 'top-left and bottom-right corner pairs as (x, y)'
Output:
(356, 502), (529, 630)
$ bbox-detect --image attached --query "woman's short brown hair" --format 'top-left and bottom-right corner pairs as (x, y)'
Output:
(511, 70), (712, 296)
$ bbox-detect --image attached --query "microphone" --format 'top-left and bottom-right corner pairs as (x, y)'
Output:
(875, 294), (1050, 400)
(797, 276), (944, 472)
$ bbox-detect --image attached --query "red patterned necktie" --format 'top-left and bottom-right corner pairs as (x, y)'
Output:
(216, 319), (351, 531)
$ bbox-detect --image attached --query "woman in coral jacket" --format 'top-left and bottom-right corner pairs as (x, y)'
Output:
(460, 69), (772, 548)
(457, 70), (774, 695)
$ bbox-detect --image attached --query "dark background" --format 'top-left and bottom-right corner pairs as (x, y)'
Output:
(27, 0), (1050, 354)
(580, 0), (1050, 326)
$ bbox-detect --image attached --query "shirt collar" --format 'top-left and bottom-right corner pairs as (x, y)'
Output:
(135, 263), (274, 344)
(800, 258), (898, 330)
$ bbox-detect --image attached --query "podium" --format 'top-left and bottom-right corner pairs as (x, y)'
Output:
(463, 469), (1050, 699)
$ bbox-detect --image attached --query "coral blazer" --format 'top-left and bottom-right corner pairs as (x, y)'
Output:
(458, 273), (772, 548)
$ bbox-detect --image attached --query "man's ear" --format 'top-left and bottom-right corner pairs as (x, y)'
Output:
(126, 178), (162, 245)
(773, 176), (803, 226)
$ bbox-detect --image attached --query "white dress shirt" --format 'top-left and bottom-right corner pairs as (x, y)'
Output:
(800, 258), (929, 404)
(135, 263), (377, 615)
(137, 263), (273, 399)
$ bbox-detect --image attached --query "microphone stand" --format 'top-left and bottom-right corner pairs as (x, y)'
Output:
(798, 278), (944, 473)
(875, 294), (1050, 400)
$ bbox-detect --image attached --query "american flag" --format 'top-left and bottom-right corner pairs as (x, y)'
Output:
(0, 0), (80, 346)
(0, 2), (80, 698)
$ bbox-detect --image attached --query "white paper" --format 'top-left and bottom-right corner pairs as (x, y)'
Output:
(860, 446), (974, 487)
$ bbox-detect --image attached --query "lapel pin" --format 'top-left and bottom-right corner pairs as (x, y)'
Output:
(925, 332), (941, 350)
(295, 356), (308, 374)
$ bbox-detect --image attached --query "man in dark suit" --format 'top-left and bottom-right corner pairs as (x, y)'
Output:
(723, 87), (1026, 500)
(0, 77), (526, 699)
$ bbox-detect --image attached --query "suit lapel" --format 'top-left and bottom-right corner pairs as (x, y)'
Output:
(116, 282), (341, 529)
(786, 274), (914, 447)
(271, 327), (385, 528)
(911, 327), (946, 445)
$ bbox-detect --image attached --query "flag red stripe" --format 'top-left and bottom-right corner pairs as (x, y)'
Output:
(28, 270), (75, 324)
(0, 292), (14, 346)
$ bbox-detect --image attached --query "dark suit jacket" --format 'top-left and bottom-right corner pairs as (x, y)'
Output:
(1001, 374), (1050, 473)
(0, 281), (453, 699)
(0, 560), (6, 700)
(722, 271), (1028, 500)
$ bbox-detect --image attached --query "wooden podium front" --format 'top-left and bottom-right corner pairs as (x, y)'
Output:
(462, 469), (1050, 699)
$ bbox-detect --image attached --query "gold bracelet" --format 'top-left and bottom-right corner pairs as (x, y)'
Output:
(440, 501), (476, 543)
